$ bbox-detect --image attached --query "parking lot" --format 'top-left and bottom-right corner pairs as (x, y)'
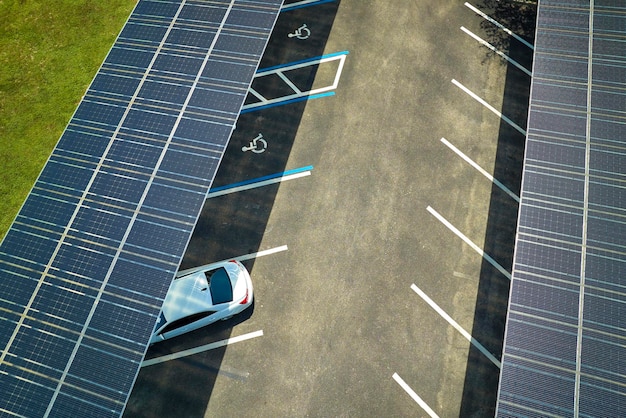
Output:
(124, 0), (536, 416)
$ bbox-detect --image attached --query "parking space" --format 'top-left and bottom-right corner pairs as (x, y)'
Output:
(124, 1), (535, 417)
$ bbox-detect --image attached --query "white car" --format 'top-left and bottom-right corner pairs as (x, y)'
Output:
(150, 259), (253, 344)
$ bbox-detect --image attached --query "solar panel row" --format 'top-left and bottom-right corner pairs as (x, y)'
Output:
(0, 1), (282, 416)
(497, 1), (626, 416)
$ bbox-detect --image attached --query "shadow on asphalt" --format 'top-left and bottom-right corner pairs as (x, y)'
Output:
(459, 1), (536, 416)
(123, 2), (341, 417)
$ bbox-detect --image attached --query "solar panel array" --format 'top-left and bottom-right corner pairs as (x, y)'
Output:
(0, 0), (282, 416)
(497, 1), (626, 416)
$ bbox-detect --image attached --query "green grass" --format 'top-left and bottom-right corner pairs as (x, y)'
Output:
(0, 0), (136, 239)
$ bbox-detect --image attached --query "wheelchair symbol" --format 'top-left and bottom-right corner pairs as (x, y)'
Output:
(288, 24), (310, 40)
(242, 133), (267, 154)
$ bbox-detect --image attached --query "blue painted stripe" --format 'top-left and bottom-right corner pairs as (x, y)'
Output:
(281, 0), (336, 12)
(257, 50), (349, 74)
(241, 91), (334, 114)
(209, 166), (314, 193)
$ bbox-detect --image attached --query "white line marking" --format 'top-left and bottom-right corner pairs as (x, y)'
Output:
(440, 137), (520, 202)
(392, 373), (440, 418)
(282, 0), (322, 9)
(452, 79), (526, 136)
(277, 71), (302, 94)
(235, 245), (289, 262)
(426, 206), (511, 280)
(176, 245), (288, 277)
(410, 284), (501, 368)
(332, 52), (347, 90)
(453, 271), (474, 280)
(464, 2), (534, 50)
(255, 54), (345, 77)
(244, 53), (347, 111)
(142, 330), (264, 367)
(207, 171), (311, 198)
(461, 26), (532, 76)
(248, 87), (267, 103)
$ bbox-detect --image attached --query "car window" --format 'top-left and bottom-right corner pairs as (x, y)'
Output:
(205, 268), (233, 304)
(159, 311), (216, 335)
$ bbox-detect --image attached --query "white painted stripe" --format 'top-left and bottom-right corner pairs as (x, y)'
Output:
(282, 0), (322, 9)
(392, 373), (440, 418)
(243, 53), (347, 111)
(464, 2), (534, 50)
(461, 26), (532, 76)
(176, 245), (288, 277)
(426, 206), (511, 280)
(248, 87), (267, 103)
(452, 79), (526, 136)
(142, 330), (264, 367)
(255, 53), (345, 77)
(453, 271), (474, 280)
(277, 71), (302, 94)
(235, 245), (289, 262)
(207, 171), (311, 198)
(410, 284), (501, 368)
(440, 137), (520, 202)
(332, 52), (347, 90)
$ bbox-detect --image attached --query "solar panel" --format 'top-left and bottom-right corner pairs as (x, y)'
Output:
(497, 1), (626, 416)
(0, 1), (283, 416)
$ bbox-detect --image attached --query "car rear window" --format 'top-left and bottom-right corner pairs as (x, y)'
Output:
(205, 267), (233, 304)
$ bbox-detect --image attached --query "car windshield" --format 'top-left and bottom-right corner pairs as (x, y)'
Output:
(205, 267), (233, 304)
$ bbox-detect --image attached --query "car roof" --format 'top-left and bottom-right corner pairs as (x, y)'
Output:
(160, 264), (235, 324)
(160, 272), (212, 324)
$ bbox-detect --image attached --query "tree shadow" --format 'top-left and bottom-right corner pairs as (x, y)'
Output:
(122, 2), (341, 417)
(459, 1), (536, 416)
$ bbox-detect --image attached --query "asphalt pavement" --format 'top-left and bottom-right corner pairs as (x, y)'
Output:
(124, 1), (535, 416)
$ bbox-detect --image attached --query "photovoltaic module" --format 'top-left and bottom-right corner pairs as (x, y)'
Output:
(0, 1), (283, 416)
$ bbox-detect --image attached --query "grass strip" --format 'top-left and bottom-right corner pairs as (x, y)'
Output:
(0, 0), (136, 239)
